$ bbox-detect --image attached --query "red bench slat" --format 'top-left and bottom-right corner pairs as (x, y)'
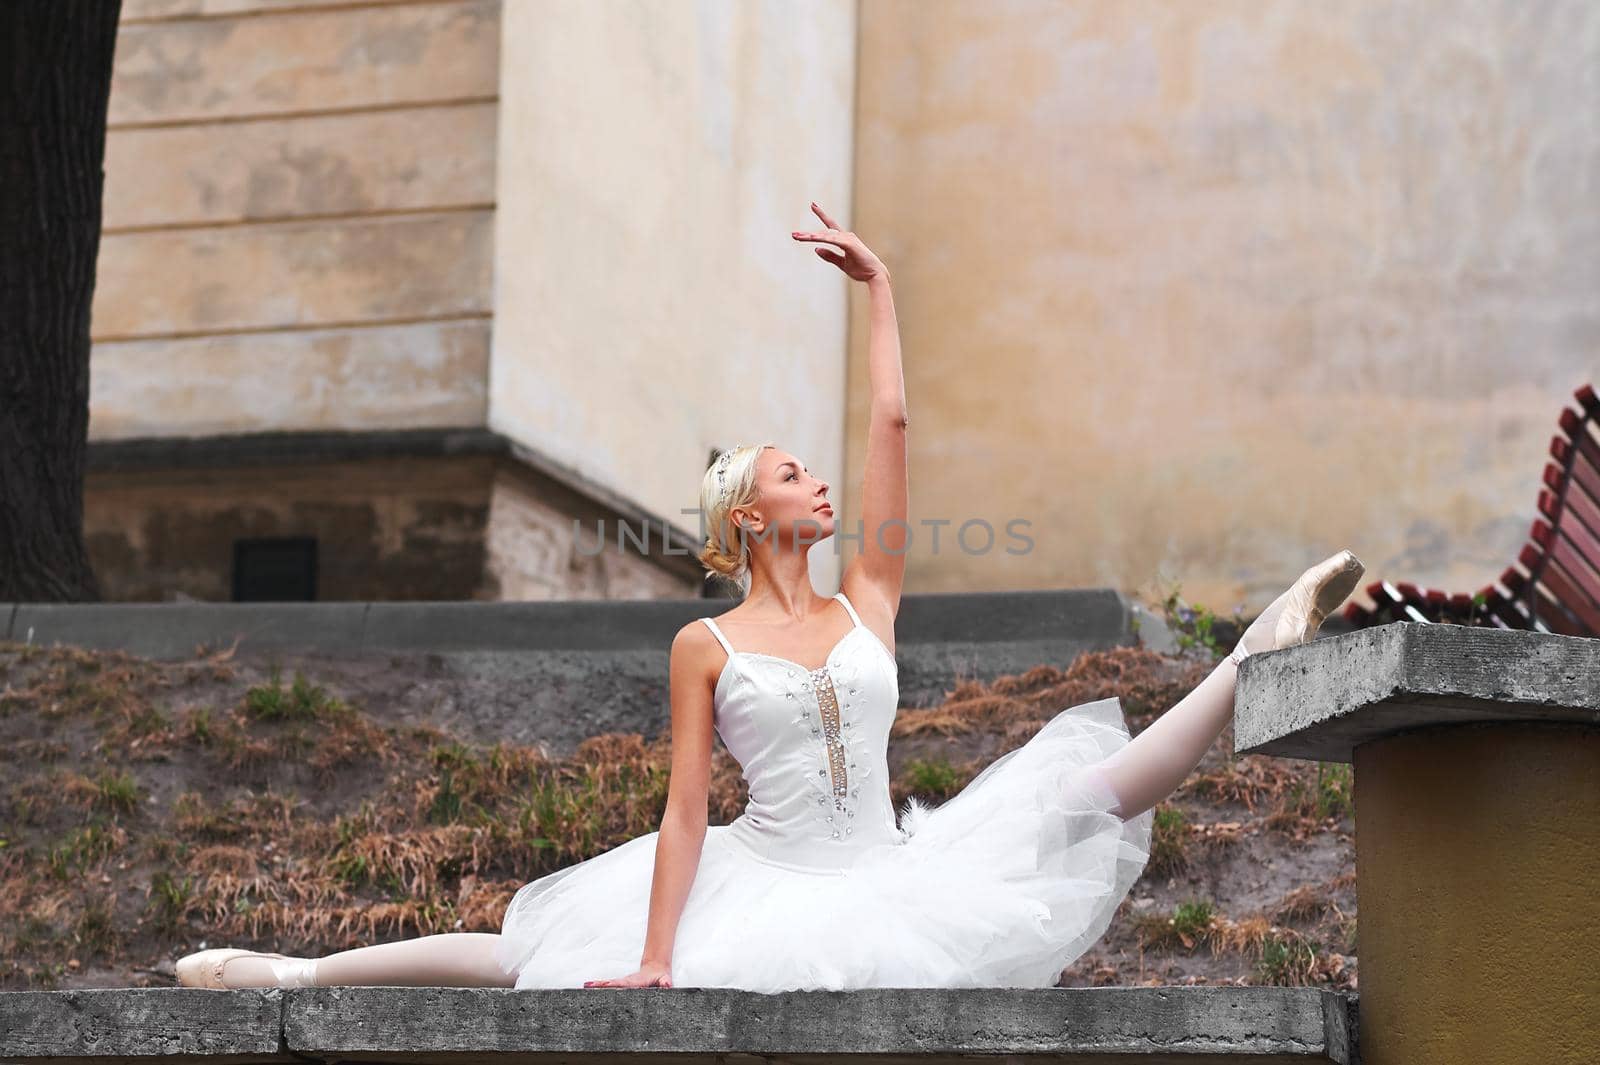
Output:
(1545, 461), (1600, 538)
(1530, 519), (1600, 609)
(1537, 490), (1600, 579)
(1542, 438), (1600, 546)
(1482, 583), (1537, 629)
(1553, 433), (1600, 518)
(1501, 566), (1584, 636)
(1538, 489), (1600, 566)
(1518, 543), (1600, 634)
(1575, 383), (1598, 418)
(1556, 408), (1600, 483)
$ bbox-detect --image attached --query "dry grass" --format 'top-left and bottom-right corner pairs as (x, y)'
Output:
(1128, 900), (1351, 988)
(892, 646), (1215, 738)
(0, 637), (1354, 991)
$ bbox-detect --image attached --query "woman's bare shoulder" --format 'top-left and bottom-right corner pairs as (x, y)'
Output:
(672, 615), (732, 690)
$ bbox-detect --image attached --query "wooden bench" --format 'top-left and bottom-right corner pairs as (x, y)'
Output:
(1343, 382), (1600, 636)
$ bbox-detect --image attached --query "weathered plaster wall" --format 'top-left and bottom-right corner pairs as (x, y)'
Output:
(850, 1), (1598, 611)
(90, 0), (498, 439)
(83, 452), (697, 603)
(84, 456), (497, 602)
(483, 464), (694, 602)
(488, 0), (859, 585)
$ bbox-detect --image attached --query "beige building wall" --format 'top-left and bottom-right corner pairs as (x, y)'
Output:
(850, 0), (1598, 613)
(90, 0), (499, 439)
(488, 0), (859, 589)
(84, 0), (702, 601)
(82, 0), (1596, 609)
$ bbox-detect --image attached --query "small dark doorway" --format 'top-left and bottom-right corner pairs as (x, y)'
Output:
(233, 537), (318, 601)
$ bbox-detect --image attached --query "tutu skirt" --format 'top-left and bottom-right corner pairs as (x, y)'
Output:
(496, 695), (1152, 991)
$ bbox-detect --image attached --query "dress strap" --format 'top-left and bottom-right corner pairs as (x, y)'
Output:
(832, 590), (863, 630)
(699, 616), (735, 656)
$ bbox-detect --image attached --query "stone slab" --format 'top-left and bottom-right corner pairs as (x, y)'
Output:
(1234, 622), (1600, 762)
(0, 986), (1356, 1063)
(0, 591), (1138, 739)
(124, 0), (421, 18)
(92, 211), (493, 339)
(0, 987), (282, 1064)
(3, 589), (1134, 659)
(6, 602), (372, 659)
(110, 1), (499, 126)
(103, 103), (497, 229)
(90, 318), (491, 438)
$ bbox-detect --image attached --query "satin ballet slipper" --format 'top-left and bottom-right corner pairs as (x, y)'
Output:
(174, 947), (319, 989)
(1228, 549), (1365, 666)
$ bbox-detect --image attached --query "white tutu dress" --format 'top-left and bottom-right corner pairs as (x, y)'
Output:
(496, 590), (1152, 991)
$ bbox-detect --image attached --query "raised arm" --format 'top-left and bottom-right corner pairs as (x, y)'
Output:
(583, 620), (717, 988)
(792, 202), (909, 622)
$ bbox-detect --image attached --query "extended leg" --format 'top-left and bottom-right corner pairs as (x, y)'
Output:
(1084, 655), (1238, 821)
(215, 932), (514, 988)
(316, 932), (513, 987)
(1084, 548), (1364, 821)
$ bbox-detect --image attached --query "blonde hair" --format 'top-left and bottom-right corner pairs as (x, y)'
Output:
(698, 442), (775, 593)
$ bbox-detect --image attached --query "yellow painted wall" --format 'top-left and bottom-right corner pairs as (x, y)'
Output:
(1354, 724), (1600, 1063)
(849, 1), (1597, 612)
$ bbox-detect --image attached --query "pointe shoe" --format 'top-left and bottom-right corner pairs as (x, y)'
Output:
(1228, 549), (1365, 666)
(175, 947), (317, 989)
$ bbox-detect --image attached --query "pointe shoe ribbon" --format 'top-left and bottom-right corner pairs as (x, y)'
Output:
(1228, 549), (1365, 666)
(175, 947), (317, 989)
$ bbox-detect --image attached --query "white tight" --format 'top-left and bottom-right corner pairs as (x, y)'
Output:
(1085, 655), (1239, 822)
(222, 932), (513, 988)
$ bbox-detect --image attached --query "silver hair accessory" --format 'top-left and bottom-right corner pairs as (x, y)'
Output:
(714, 446), (741, 490)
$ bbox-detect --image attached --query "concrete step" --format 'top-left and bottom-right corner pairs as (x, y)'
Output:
(1, 590), (1147, 755)
(0, 985), (1358, 1063)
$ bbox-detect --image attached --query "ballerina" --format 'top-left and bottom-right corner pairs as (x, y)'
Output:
(175, 204), (1365, 992)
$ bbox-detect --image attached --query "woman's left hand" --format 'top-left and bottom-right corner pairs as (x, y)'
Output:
(583, 961), (673, 988)
(792, 203), (888, 283)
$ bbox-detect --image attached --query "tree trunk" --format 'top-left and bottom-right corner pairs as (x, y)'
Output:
(0, 1), (121, 602)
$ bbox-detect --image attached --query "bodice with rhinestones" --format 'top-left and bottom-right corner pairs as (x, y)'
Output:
(700, 591), (902, 873)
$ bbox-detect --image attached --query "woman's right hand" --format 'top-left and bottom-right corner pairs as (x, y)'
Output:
(792, 202), (889, 283)
(583, 960), (673, 988)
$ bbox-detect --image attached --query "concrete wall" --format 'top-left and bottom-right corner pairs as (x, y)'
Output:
(90, 0), (499, 439)
(849, 0), (1598, 612)
(488, 0), (859, 587)
(84, 455), (497, 601)
(84, 451), (698, 603)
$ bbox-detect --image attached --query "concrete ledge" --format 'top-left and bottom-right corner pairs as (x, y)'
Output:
(0, 589), (1139, 714)
(1233, 622), (1600, 762)
(0, 987), (1357, 1064)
